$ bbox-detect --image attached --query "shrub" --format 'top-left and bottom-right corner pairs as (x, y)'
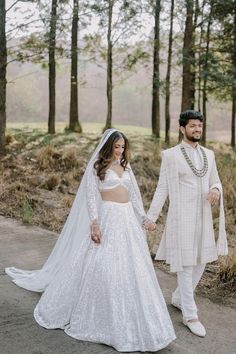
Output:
(20, 199), (34, 223)
(5, 134), (15, 145)
(37, 146), (78, 171)
(218, 250), (236, 289)
(41, 175), (59, 190)
(37, 145), (58, 170)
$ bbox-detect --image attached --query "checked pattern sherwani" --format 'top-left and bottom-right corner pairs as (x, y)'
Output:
(147, 142), (228, 272)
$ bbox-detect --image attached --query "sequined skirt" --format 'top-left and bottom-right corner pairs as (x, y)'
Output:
(34, 201), (176, 352)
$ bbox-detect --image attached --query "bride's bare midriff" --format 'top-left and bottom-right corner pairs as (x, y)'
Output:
(100, 186), (129, 203)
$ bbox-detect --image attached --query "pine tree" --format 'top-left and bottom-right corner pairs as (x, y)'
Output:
(69, 0), (82, 133)
(0, 0), (7, 155)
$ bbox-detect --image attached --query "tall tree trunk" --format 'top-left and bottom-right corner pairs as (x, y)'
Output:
(104, 0), (113, 130)
(232, 98), (236, 149)
(179, 0), (195, 141)
(197, 0), (206, 112)
(181, 0), (195, 112)
(151, 0), (161, 138)
(69, 0), (82, 132)
(190, 0), (198, 110)
(202, 1), (213, 145)
(231, 6), (236, 148)
(0, 1), (6, 156)
(165, 0), (174, 144)
(48, 0), (57, 134)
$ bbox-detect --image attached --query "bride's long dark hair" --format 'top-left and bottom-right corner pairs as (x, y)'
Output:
(94, 131), (130, 181)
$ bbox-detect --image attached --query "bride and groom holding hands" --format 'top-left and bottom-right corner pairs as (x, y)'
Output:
(6, 110), (228, 352)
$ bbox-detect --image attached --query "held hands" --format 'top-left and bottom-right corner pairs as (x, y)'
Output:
(143, 219), (156, 232)
(207, 188), (220, 206)
(91, 220), (102, 244)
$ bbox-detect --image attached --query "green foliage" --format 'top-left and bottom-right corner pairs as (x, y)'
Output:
(207, 0), (236, 101)
(20, 199), (34, 224)
(85, 0), (145, 73)
(123, 47), (150, 71)
(41, 135), (54, 146)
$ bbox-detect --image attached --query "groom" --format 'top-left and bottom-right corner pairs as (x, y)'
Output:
(145, 110), (228, 337)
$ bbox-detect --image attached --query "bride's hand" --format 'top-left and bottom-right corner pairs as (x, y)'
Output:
(91, 221), (102, 244)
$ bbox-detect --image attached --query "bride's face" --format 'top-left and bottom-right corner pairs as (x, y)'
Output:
(112, 138), (125, 160)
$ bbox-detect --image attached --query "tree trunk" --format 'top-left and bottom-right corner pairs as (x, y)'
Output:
(69, 0), (82, 132)
(165, 0), (174, 144)
(181, 0), (195, 112)
(104, 0), (113, 131)
(48, 0), (57, 134)
(0, 1), (7, 156)
(202, 1), (213, 145)
(197, 0), (206, 112)
(231, 6), (236, 149)
(232, 98), (236, 149)
(151, 0), (161, 138)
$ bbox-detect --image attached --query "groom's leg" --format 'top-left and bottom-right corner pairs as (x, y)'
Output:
(177, 266), (198, 321)
(192, 263), (205, 290)
(172, 263), (205, 306)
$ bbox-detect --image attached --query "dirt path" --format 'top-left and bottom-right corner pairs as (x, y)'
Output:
(0, 215), (235, 354)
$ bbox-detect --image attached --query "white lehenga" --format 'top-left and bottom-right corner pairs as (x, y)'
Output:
(6, 129), (176, 352)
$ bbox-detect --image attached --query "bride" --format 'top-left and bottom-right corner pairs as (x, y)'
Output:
(6, 129), (176, 352)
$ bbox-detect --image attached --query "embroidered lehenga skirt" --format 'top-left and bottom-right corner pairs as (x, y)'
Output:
(34, 201), (176, 352)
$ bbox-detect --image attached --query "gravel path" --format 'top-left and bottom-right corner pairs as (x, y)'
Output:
(0, 215), (235, 354)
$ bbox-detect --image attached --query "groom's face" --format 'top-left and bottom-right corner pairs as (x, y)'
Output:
(181, 119), (203, 142)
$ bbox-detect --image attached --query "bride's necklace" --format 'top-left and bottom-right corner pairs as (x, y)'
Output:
(111, 159), (120, 166)
(180, 145), (208, 177)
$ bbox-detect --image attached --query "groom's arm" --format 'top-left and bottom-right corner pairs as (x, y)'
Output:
(146, 153), (169, 223)
(207, 151), (222, 206)
(209, 150), (222, 191)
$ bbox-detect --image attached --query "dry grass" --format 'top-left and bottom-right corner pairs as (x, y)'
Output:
(37, 145), (57, 170)
(62, 196), (74, 208)
(5, 133), (15, 145)
(40, 175), (59, 191)
(37, 145), (79, 171)
(218, 251), (236, 289)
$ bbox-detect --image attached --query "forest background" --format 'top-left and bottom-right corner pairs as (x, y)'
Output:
(0, 0), (235, 305)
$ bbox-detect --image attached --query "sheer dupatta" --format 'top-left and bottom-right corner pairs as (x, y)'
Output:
(5, 129), (146, 292)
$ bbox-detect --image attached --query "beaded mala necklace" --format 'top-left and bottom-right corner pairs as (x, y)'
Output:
(180, 145), (208, 177)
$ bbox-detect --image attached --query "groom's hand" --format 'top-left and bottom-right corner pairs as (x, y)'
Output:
(143, 219), (156, 232)
(207, 188), (220, 206)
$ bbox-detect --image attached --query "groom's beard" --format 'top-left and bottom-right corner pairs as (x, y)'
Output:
(185, 132), (202, 142)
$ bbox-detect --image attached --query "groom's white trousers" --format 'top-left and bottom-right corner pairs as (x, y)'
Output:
(172, 264), (206, 321)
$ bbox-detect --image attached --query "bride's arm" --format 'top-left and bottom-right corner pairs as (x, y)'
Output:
(86, 168), (101, 243)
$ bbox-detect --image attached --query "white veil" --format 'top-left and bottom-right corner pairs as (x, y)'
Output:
(5, 129), (145, 292)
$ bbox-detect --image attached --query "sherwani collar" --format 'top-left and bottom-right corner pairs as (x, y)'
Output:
(181, 140), (201, 151)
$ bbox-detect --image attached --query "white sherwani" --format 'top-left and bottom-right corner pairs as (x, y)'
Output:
(147, 142), (228, 272)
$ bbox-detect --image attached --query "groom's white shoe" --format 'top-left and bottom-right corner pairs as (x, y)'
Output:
(183, 319), (206, 337)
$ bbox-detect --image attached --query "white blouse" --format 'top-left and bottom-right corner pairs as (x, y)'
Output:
(86, 167), (146, 223)
(98, 168), (130, 192)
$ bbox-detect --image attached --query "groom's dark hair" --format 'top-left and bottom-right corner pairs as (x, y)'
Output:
(179, 110), (204, 127)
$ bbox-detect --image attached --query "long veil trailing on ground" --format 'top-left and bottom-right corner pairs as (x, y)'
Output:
(5, 129), (145, 292)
